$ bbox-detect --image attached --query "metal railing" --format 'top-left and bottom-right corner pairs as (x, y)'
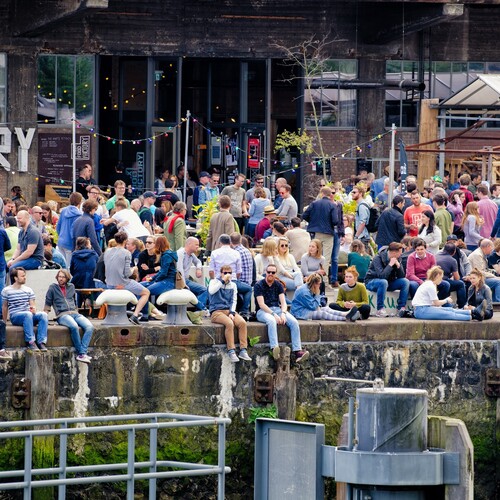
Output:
(0, 412), (231, 500)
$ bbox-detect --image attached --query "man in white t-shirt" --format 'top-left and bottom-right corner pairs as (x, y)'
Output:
(108, 199), (150, 242)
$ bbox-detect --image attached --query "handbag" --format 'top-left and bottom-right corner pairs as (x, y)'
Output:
(175, 271), (187, 290)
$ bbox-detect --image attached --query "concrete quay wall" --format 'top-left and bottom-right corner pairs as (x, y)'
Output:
(0, 318), (498, 499)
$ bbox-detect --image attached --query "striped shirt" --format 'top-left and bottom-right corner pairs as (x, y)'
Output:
(2, 285), (34, 315)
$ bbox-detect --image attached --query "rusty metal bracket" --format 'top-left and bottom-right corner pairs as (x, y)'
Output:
(254, 373), (274, 404)
(485, 368), (500, 397)
(11, 376), (31, 409)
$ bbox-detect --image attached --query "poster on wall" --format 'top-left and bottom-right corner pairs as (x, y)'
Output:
(225, 136), (238, 167)
(248, 136), (260, 169)
(38, 133), (92, 198)
(211, 136), (222, 166)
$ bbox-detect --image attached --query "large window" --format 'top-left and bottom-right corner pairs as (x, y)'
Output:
(0, 54), (6, 124)
(37, 55), (94, 125)
(305, 59), (357, 128)
(385, 61), (420, 128)
(385, 60), (500, 128)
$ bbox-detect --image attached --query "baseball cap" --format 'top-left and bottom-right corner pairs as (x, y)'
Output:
(446, 234), (458, 241)
(143, 191), (156, 199)
(199, 171), (211, 179)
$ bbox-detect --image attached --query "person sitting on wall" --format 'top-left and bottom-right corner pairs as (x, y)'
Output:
(464, 268), (494, 321)
(208, 264), (251, 363)
(329, 266), (371, 320)
(412, 266), (473, 321)
(2, 267), (49, 352)
(44, 269), (94, 364)
(254, 263), (309, 364)
(7, 210), (44, 273)
(364, 242), (410, 318)
(291, 273), (360, 322)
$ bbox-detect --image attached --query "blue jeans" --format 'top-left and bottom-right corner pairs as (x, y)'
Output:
(446, 279), (466, 308)
(414, 305), (471, 321)
(409, 280), (450, 300)
(58, 313), (94, 355)
(365, 277), (410, 310)
(0, 319), (5, 350)
(235, 280), (252, 314)
(142, 280), (175, 315)
(10, 311), (48, 343)
(279, 272), (303, 292)
(485, 278), (500, 302)
(10, 257), (42, 272)
(329, 231), (341, 283)
(0, 268), (5, 318)
(256, 306), (302, 351)
(186, 279), (208, 310)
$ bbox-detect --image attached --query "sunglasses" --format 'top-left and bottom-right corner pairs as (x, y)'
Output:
(280, 244), (288, 248)
(256, 180), (264, 184)
(223, 271), (232, 275)
(266, 271), (276, 275)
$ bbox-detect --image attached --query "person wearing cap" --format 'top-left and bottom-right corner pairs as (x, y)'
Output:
(199, 173), (221, 206)
(139, 191), (156, 230)
(255, 206), (276, 243)
(192, 171), (211, 213)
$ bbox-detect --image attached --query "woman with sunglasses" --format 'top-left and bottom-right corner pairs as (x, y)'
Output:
(254, 238), (287, 278)
(276, 237), (303, 292)
(137, 235), (160, 282)
(208, 265), (251, 363)
(291, 273), (359, 322)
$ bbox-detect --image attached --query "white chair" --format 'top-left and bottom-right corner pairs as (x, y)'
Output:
(95, 289), (138, 326)
(157, 289), (198, 325)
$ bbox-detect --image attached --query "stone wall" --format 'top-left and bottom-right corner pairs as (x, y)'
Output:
(0, 323), (498, 498)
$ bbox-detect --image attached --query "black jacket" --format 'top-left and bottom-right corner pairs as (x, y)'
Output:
(365, 248), (405, 283)
(375, 207), (406, 247)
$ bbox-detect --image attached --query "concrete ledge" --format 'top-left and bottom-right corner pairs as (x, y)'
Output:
(4, 316), (500, 349)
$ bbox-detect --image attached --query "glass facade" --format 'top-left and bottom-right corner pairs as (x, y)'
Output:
(37, 55), (94, 125)
(305, 59), (357, 128)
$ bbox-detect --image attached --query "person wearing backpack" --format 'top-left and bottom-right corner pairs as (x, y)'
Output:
(352, 184), (372, 252)
(303, 186), (342, 286)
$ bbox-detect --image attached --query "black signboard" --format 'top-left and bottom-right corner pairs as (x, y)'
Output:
(38, 133), (92, 197)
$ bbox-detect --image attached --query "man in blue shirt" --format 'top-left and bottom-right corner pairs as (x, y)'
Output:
(7, 210), (44, 273)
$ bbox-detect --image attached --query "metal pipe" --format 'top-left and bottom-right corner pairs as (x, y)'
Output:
(312, 79), (425, 91)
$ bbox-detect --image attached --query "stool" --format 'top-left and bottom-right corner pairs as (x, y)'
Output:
(95, 289), (138, 326)
(157, 289), (198, 325)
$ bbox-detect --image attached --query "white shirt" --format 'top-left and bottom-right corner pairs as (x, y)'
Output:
(412, 280), (438, 307)
(112, 209), (149, 238)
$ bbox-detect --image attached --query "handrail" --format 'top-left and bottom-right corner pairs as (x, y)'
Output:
(0, 412), (231, 500)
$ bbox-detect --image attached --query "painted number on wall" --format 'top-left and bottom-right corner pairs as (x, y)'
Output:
(181, 358), (201, 373)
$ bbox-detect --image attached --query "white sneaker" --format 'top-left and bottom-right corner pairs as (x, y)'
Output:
(77, 354), (92, 364)
(375, 308), (389, 318)
(228, 350), (239, 363)
(238, 349), (252, 361)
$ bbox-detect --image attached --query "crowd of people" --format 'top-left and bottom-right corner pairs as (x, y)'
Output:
(0, 164), (498, 365)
